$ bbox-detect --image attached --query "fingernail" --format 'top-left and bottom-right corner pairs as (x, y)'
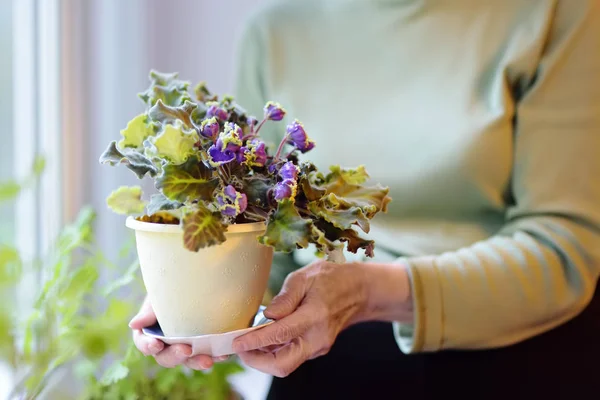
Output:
(177, 347), (192, 357)
(201, 360), (212, 369)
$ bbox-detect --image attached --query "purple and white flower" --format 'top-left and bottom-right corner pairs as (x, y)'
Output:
(199, 117), (220, 139)
(264, 101), (286, 121)
(286, 120), (315, 153)
(207, 123), (243, 166)
(216, 185), (248, 217)
(240, 139), (267, 167)
(273, 181), (297, 201)
(206, 101), (229, 121)
(279, 161), (299, 181)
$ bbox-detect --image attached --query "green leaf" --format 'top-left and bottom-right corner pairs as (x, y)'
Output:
(243, 178), (271, 208)
(148, 99), (198, 130)
(330, 186), (392, 217)
(138, 70), (191, 107)
(146, 193), (182, 215)
(147, 121), (199, 165)
(118, 114), (155, 149)
(101, 260), (139, 296)
(106, 186), (147, 215)
(60, 261), (99, 303)
(314, 220), (375, 257)
(155, 157), (219, 203)
(100, 362), (130, 385)
(259, 200), (311, 252)
(99, 141), (158, 179)
(0, 245), (22, 286)
(321, 165), (369, 192)
(0, 181), (20, 202)
(308, 193), (371, 233)
(182, 204), (228, 251)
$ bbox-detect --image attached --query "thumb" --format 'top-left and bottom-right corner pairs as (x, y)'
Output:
(264, 271), (307, 320)
(129, 297), (157, 329)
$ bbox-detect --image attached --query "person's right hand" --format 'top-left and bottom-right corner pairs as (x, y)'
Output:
(130, 297), (228, 370)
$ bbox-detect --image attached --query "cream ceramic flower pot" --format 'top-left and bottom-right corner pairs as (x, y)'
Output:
(126, 217), (274, 337)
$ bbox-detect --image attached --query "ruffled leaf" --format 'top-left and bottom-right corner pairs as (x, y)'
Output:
(148, 99), (198, 130)
(138, 70), (191, 107)
(106, 186), (146, 215)
(308, 194), (371, 233)
(182, 204), (228, 251)
(155, 157), (219, 203)
(99, 141), (158, 179)
(118, 114), (155, 149)
(314, 220), (375, 257)
(146, 193), (182, 215)
(259, 200), (311, 252)
(147, 121), (199, 165)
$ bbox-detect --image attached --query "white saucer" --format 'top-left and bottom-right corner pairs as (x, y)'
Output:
(142, 306), (274, 357)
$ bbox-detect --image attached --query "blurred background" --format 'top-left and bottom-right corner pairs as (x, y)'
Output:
(0, 0), (272, 398)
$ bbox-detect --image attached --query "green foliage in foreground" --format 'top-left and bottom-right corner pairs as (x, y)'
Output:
(0, 158), (243, 399)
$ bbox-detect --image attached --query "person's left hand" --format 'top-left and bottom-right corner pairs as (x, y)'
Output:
(231, 259), (371, 378)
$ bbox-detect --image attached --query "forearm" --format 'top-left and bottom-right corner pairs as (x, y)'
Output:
(354, 261), (414, 325)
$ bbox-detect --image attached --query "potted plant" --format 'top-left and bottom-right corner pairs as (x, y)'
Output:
(99, 70), (391, 337)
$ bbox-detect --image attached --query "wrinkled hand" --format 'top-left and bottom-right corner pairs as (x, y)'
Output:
(129, 297), (229, 370)
(232, 260), (370, 378)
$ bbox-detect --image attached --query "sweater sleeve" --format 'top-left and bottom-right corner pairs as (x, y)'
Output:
(394, 0), (600, 353)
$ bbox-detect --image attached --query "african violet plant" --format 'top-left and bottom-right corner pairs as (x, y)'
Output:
(100, 70), (391, 257)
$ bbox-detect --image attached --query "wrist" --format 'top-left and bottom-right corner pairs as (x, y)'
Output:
(354, 261), (414, 324)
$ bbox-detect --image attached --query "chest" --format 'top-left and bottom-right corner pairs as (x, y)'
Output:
(265, 1), (551, 214)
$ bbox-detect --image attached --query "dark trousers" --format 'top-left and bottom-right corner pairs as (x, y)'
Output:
(267, 283), (600, 400)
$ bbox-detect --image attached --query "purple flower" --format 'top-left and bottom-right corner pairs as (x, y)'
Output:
(279, 161), (299, 181)
(208, 145), (236, 165)
(206, 101), (228, 120)
(240, 139), (267, 168)
(273, 181), (297, 202)
(216, 185), (248, 217)
(207, 123), (243, 167)
(264, 101), (286, 121)
(286, 120), (315, 153)
(199, 117), (219, 139)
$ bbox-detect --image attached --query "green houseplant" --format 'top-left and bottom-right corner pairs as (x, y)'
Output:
(0, 163), (243, 400)
(99, 70), (392, 338)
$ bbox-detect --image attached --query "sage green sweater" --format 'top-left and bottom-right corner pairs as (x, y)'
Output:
(233, 0), (600, 354)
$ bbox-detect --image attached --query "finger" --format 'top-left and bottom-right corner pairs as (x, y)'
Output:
(154, 344), (192, 368)
(233, 306), (311, 353)
(264, 271), (308, 320)
(184, 354), (215, 370)
(238, 339), (308, 378)
(132, 328), (164, 356)
(129, 297), (157, 329)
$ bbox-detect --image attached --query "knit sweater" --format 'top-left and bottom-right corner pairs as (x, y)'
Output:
(233, 0), (600, 353)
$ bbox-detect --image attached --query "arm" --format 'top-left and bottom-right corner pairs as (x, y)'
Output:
(394, 0), (600, 353)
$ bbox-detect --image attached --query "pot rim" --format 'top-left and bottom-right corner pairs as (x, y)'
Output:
(125, 216), (266, 234)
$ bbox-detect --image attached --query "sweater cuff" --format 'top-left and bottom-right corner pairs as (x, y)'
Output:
(392, 256), (444, 353)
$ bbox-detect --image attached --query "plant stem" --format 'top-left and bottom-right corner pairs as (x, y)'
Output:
(274, 134), (290, 161)
(254, 117), (267, 135)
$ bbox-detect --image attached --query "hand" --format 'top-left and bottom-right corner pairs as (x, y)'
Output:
(129, 297), (229, 370)
(232, 260), (413, 377)
(231, 260), (370, 377)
